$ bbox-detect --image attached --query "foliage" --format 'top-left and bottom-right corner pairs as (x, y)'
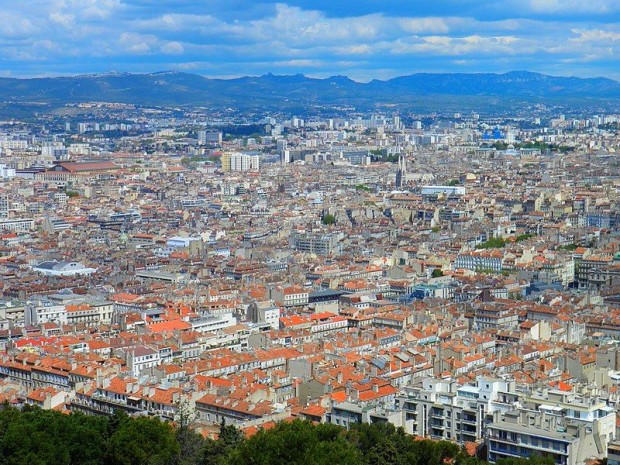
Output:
(559, 244), (578, 251)
(475, 237), (506, 249)
(322, 213), (336, 225)
(107, 416), (180, 465)
(65, 191), (80, 198)
(0, 407), (556, 465)
(354, 184), (372, 192)
(229, 420), (361, 465)
(515, 233), (534, 242)
(431, 268), (444, 278)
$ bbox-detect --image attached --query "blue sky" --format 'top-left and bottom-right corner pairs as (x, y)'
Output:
(2, 0), (620, 80)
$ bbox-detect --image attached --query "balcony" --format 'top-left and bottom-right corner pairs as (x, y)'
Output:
(488, 433), (518, 444)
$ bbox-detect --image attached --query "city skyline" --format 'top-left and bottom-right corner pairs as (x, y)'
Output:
(1, 0), (620, 81)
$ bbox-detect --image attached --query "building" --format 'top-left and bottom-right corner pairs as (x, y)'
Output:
(247, 301), (281, 329)
(395, 154), (407, 188)
(487, 407), (612, 465)
(42, 216), (72, 233)
(289, 232), (340, 256)
(198, 130), (222, 145)
(31, 261), (97, 276)
(455, 250), (503, 273)
(0, 218), (34, 232)
(397, 376), (515, 444)
(221, 152), (260, 172)
(35, 161), (120, 186)
(421, 185), (466, 196)
(25, 301), (68, 326)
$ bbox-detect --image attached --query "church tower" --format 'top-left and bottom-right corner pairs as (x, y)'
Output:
(395, 154), (407, 188)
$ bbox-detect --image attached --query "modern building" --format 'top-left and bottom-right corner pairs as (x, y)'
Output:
(32, 261), (97, 276)
(289, 232), (341, 256)
(221, 152), (260, 172)
(487, 408), (611, 465)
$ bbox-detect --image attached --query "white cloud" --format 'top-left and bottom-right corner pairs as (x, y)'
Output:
(118, 32), (155, 54)
(398, 17), (451, 34)
(570, 28), (620, 42)
(528, 0), (619, 13)
(0, 1), (618, 79)
(160, 41), (184, 54)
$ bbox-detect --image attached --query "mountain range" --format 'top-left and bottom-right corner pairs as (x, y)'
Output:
(1, 70), (619, 112)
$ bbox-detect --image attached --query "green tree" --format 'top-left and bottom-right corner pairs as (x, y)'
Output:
(227, 420), (361, 465)
(431, 269), (444, 278)
(476, 237), (506, 249)
(201, 419), (245, 465)
(322, 214), (336, 225)
(107, 416), (179, 465)
(175, 402), (204, 465)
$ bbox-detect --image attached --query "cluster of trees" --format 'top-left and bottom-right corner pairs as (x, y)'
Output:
(476, 237), (507, 249)
(0, 406), (556, 465)
(475, 234), (535, 250)
(322, 213), (336, 225)
(488, 140), (571, 154)
(0, 405), (251, 465)
(515, 233), (535, 243)
(354, 184), (372, 192)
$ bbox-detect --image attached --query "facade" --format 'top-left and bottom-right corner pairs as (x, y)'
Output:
(421, 185), (466, 196)
(221, 152), (260, 172)
(0, 218), (34, 231)
(396, 376), (515, 444)
(487, 408), (611, 465)
(455, 250), (503, 272)
(289, 232), (340, 256)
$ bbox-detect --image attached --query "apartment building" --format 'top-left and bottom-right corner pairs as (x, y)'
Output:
(487, 409), (610, 465)
(396, 376), (516, 444)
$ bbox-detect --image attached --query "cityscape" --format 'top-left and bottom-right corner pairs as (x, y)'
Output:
(0, 1), (620, 465)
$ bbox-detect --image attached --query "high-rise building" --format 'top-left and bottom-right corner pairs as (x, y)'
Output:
(221, 152), (260, 172)
(198, 131), (222, 145)
(395, 154), (407, 188)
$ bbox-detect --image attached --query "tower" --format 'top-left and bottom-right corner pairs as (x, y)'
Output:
(395, 154), (407, 188)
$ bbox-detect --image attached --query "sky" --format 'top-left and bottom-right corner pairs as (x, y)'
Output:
(1, 0), (620, 81)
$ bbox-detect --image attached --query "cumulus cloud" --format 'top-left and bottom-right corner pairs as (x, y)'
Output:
(160, 41), (185, 54)
(0, 0), (618, 79)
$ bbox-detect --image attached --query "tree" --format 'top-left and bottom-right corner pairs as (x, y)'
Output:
(175, 402), (204, 465)
(322, 214), (336, 225)
(107, 416), (179, 465)
(431, 269), (444, 278)
(201, 419), (245, 465)
(476, 237), (506, 249)
(227, 420), (361, 465)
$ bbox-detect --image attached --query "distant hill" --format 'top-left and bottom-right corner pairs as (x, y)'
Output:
(0, 70), (618, 111)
